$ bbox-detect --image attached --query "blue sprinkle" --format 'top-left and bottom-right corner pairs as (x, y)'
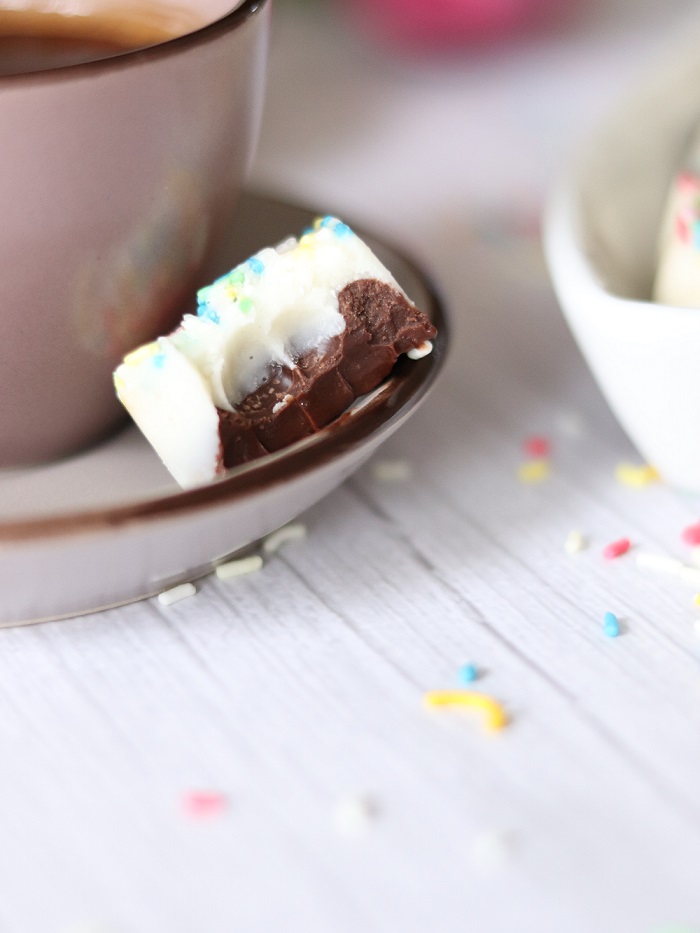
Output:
(333, 221), (353, 238)
(319, 216), (335, 229)
(458, 663), (478, 684)
(603, 611), (620, 638)
(246, 256), (264, 276)
(198, 307), (220, 325)
(152, 352), (166, 369)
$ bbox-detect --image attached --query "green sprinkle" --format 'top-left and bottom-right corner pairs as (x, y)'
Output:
(238, 297), (253, 314)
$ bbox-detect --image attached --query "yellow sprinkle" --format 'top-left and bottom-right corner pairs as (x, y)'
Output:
(693, 593), (700, 608)
(615, 462), (660, 488)
(517, 459), (550, 484)
(423, 690), (509, 731)
(122, 341), (160, 367)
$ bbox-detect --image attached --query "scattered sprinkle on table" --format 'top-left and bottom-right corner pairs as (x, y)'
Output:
(614, 461), (660, 487)
(602, 537), (631, 560)
(262, 522), (307, 555)
(635, 551), (684, 576)
(157, 582), (196, 606)
(681, 521), (700, 547)
(181, 790), (229, 819)
(458, 663), (479, 684)
(372, 458), (413, 482)
(423, 690), (508, 731)
(678, 565), (700, 587)
(555, 410), (585, 438)
(564, 530), (587, 554)
(603, 611), (620, 638)
(517, 459), (550, 484)
(523, 435), (551, 458)
(693, 619), (700, 637)
(332, 794), (378, 837)
(215, 554), (264, 580)
(689, 546), (700, 568)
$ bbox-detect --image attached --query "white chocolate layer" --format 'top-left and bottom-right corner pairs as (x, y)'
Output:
(114, 217), (406, 488)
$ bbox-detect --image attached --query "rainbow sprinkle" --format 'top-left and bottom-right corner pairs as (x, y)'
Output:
(523, 435), (551, 458)
(603, 611), (620, 637)
(181, 790), (228, 818)
(602, 538), (631, 560)
(517, 459), (550, 484)
(423, 690), (508, 731)
(681, 522), (700, 547)
(458, 663), (479, 684)
(615, 462), (660, 488)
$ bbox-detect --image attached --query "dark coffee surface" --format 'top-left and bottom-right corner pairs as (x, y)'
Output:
(217, 278), (438, 468)
(0, 9), (189, 75)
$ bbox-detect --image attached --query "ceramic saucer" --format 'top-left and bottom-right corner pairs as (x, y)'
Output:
(0, 190), (448, 626)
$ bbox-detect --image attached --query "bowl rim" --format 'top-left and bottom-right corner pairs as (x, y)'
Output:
(0, 0), (268, 85)
(543, 168), (700, 324)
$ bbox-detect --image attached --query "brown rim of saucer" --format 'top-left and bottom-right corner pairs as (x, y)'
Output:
(0, 215), (449, 543)
(0, 0), (268, 85)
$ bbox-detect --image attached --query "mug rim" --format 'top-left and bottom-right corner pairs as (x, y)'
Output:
(0, 0), (267, 84)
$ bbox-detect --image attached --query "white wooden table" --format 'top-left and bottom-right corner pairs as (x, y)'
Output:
(4, 2), (700, 931)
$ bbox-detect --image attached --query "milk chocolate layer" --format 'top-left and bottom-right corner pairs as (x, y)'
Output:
(217, 278), (437, 467)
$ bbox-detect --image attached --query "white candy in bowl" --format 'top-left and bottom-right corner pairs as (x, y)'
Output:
(544, 19), (700, 492)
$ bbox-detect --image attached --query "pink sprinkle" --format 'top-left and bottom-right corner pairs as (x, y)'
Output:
(676, 214), (690, 244)
(681, 522), (700, 546)
(523, 435), (551, 458)
(603, 538), (631, 560)
(678, 171), (700, 194)
(181, 791), (228, 819)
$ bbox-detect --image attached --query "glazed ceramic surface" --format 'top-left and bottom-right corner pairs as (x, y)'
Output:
(543, 17), (700, 492)
(0, 0), (269, 466)
(0, 192), (448, 625)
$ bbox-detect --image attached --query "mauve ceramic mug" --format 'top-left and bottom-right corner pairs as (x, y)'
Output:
(0, 0), (270, 466)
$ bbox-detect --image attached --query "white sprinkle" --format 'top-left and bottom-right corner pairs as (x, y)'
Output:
(564, 530), (587, 554)
(332, 794), (378, 837)
(157, 583), (196, 606)
(635, 551), (685, 576)
(693, 619), (700, 637)
(262, 522), (308, 555)
(407, 341), (433, 360)
(689, 546), (700, 568)
(372, 458), (413, 482)
(215, 554), (264, 580)
(679, 566), (700, 587)
(468, 829), (515, 873)
(555, 411), (585, 438)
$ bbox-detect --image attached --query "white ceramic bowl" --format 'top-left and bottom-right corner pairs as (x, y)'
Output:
(543, 20), (700, 492)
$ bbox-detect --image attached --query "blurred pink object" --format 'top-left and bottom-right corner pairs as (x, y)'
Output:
(345, 0), (561, 46)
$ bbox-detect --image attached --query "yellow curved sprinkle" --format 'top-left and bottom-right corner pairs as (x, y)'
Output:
(615, 462), (660, 488)
(517, 459), (550, 484)
(423, 690), (509, 731)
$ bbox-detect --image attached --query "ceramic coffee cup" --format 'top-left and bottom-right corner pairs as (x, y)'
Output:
(0, 0), (270, 466)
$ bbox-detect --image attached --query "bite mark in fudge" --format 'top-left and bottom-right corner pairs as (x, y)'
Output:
(114, 216), (437, 488)
(217, 279), (436, 465)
